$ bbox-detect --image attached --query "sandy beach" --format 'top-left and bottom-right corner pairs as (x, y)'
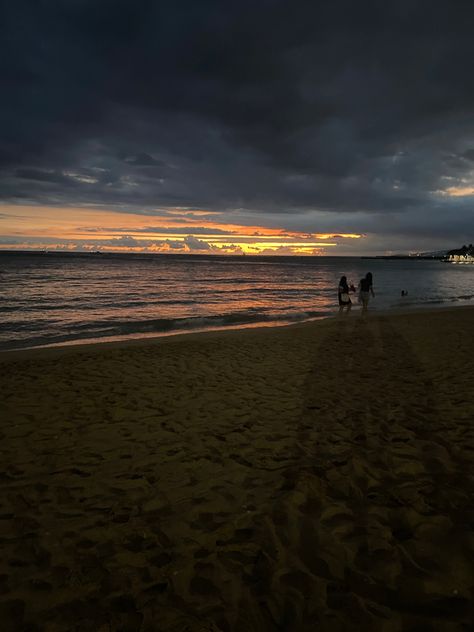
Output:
(1, 307), (473, 631)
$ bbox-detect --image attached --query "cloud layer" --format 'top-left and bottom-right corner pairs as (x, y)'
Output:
(1, 1), (473, 252)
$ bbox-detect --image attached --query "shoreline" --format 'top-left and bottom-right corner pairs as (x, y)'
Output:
(1, 302), (473, 362)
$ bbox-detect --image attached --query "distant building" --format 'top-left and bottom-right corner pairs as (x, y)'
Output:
(445, 244), (474, 264)
(447, 253), (474, 264)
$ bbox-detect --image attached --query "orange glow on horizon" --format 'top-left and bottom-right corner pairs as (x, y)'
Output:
(0, 204), (364, 255)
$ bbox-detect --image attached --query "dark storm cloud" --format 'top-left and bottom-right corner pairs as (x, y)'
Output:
(15, 168), (73, 184)
(1, 0), (473, 248)
(122, 153), (166, 167)
(462, 149), (474, 162)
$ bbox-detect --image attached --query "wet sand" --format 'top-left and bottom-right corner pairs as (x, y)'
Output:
(1, 307), (473, 631)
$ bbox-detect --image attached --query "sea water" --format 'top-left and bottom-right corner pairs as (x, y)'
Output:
(0, 252), (473, 351)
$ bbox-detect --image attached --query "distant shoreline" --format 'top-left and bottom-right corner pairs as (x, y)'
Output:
(361, 255), (444, 260)
(0, 249), (444, 260)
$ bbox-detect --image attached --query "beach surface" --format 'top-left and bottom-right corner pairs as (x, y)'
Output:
(1, 308), (473, 631)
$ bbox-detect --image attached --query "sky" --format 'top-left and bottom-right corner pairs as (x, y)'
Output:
(0, 0), (473, 256)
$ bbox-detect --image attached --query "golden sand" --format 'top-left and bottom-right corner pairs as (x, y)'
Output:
(1, 308), (473, 631)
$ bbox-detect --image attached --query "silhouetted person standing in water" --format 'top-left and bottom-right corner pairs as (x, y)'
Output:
(338, 275), (352, 312)
(358, 272), (375, 312)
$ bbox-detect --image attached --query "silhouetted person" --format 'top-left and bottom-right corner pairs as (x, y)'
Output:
(338, 275), (353, 312)
(358, 272), (375, 312)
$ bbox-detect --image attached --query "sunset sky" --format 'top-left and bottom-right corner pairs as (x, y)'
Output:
(1, 1), (473, 255)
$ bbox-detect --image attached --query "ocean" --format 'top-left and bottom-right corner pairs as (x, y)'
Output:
(1, 252), (473, 351)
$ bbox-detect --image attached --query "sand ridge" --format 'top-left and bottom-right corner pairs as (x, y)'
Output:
(0, 308), (473, 630)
